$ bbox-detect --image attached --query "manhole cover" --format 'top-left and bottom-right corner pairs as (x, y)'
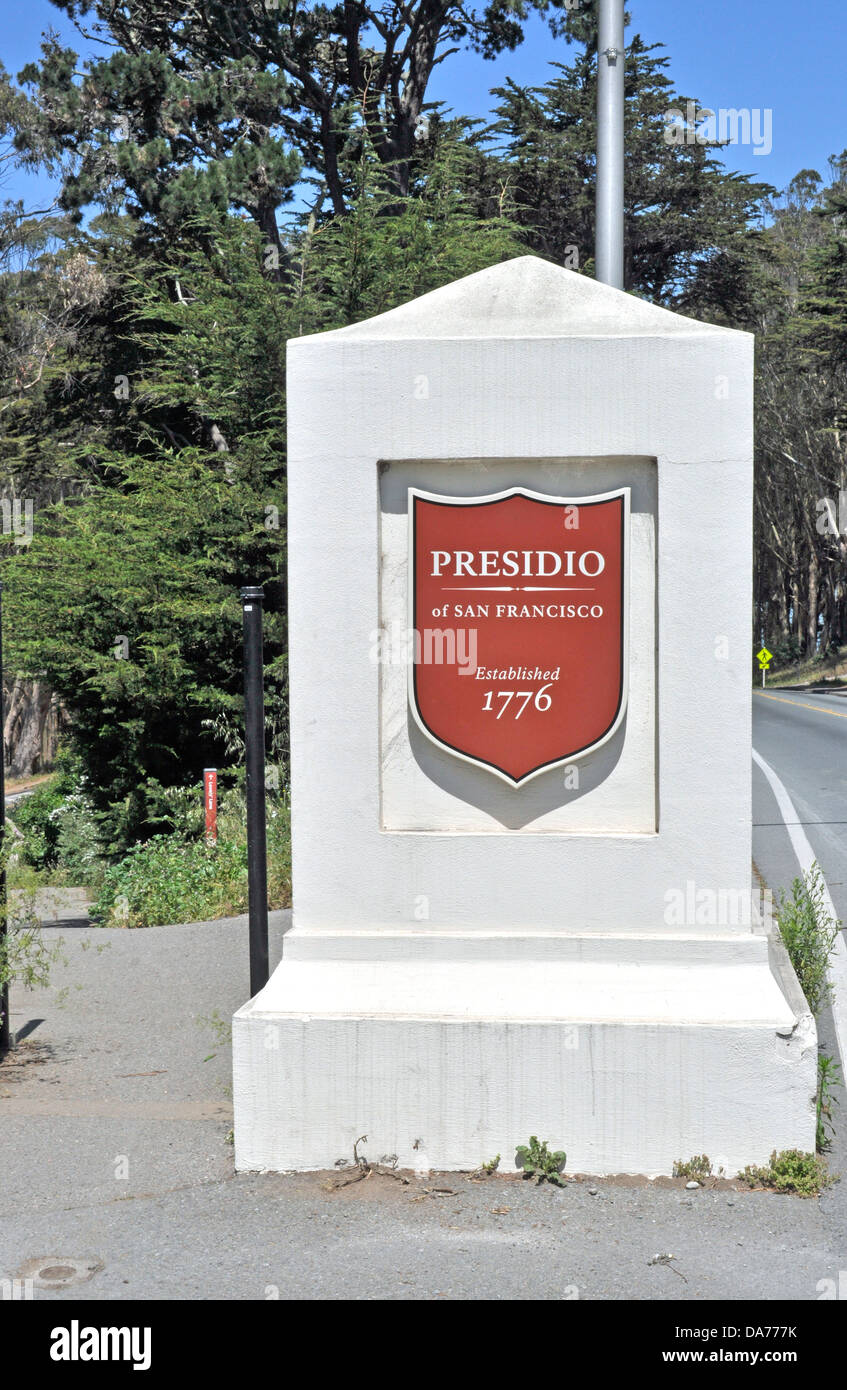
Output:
(17, 1256), (103, 1290)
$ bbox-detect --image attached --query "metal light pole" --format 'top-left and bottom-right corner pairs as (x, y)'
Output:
(0, 580), (8, 1052)
(241, 586), (269, 997)
(596, 0), (625, 289)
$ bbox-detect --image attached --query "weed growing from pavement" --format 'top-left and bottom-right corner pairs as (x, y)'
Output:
(738, 1149), (833, 1196)
(469, 1154), (501, 1180)
(196, 1008), (232, 1059)
(326, 1136), (413, 1190)
(776, 864), (840, 1017)
(516, 1136), (567, 1186)
(816, 1053), (842, 1152)
(672, 1155), (722, 1181)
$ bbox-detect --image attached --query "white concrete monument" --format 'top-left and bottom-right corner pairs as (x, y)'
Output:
(233, 256), (816, 1175)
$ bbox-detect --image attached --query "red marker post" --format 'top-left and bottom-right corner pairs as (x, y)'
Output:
(204, 768), (218, 845)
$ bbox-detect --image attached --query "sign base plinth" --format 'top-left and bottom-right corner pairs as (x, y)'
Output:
(234, 258), (817, 1178)
(233, 931), (815, 1175)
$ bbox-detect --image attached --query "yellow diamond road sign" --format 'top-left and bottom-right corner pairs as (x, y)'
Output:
(756, 647), (773, 667)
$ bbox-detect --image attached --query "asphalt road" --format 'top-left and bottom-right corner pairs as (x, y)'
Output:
(752, 688), (847, 929)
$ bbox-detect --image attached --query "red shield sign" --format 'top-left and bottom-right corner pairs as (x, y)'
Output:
(409, 486), (629, 784)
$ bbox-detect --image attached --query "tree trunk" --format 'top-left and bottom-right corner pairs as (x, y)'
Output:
(3, 678), (67, 777)
(776, 575), (790, 642)
(806, 551), (819, 659)
(791, 575), (804, 649)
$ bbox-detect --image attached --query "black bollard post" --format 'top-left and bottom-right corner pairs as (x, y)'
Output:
(241, 586), (269, 997)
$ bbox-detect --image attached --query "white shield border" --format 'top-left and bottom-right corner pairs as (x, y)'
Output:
(407, 484), (631, 786)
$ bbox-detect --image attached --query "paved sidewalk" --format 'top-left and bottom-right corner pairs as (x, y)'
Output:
(1, 906), (845, 1301)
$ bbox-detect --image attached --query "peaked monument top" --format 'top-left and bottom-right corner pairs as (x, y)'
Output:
(295, 255), (741, 343)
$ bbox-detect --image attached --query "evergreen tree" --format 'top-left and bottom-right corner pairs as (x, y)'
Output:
(4, 216), (288, 850)
(7, 0), (577, 229)
(468, 33), (770, 311)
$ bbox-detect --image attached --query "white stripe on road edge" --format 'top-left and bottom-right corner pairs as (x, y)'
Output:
(753, 747), (847, 1069)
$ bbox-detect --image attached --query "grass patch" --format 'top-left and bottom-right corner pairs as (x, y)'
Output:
(762, 642), (847, 688)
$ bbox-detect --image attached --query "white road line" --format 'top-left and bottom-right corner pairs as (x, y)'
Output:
(753, 747), (847, 1069)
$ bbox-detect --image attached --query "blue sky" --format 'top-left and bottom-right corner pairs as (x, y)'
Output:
(3, 0), (845, 212)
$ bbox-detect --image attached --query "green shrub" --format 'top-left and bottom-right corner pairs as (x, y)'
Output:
(9, 747), (104, 885)
(738, 1149), (833, 1197)
(11, 762), (293, 927)
(142, 780), (208, 842)
(93, 792), (291, 927)
(94, 835), (247, 928)
(777, 865), (841, 1017)
(770, 637), (803, 667)
(9, 780), (67, 871)
(54, 792), (106, 887)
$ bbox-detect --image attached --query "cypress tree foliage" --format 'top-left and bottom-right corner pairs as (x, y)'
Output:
(11, 22), (301, 259)
(290, 128), (525, 329)
(8, 0), (578, 225)
(0, 206), (109, 504)
(4, 2), (771, 310)
(466, 32), (771, 311)
(3, 215), (289, 851)
(797, 156), (847, 373)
